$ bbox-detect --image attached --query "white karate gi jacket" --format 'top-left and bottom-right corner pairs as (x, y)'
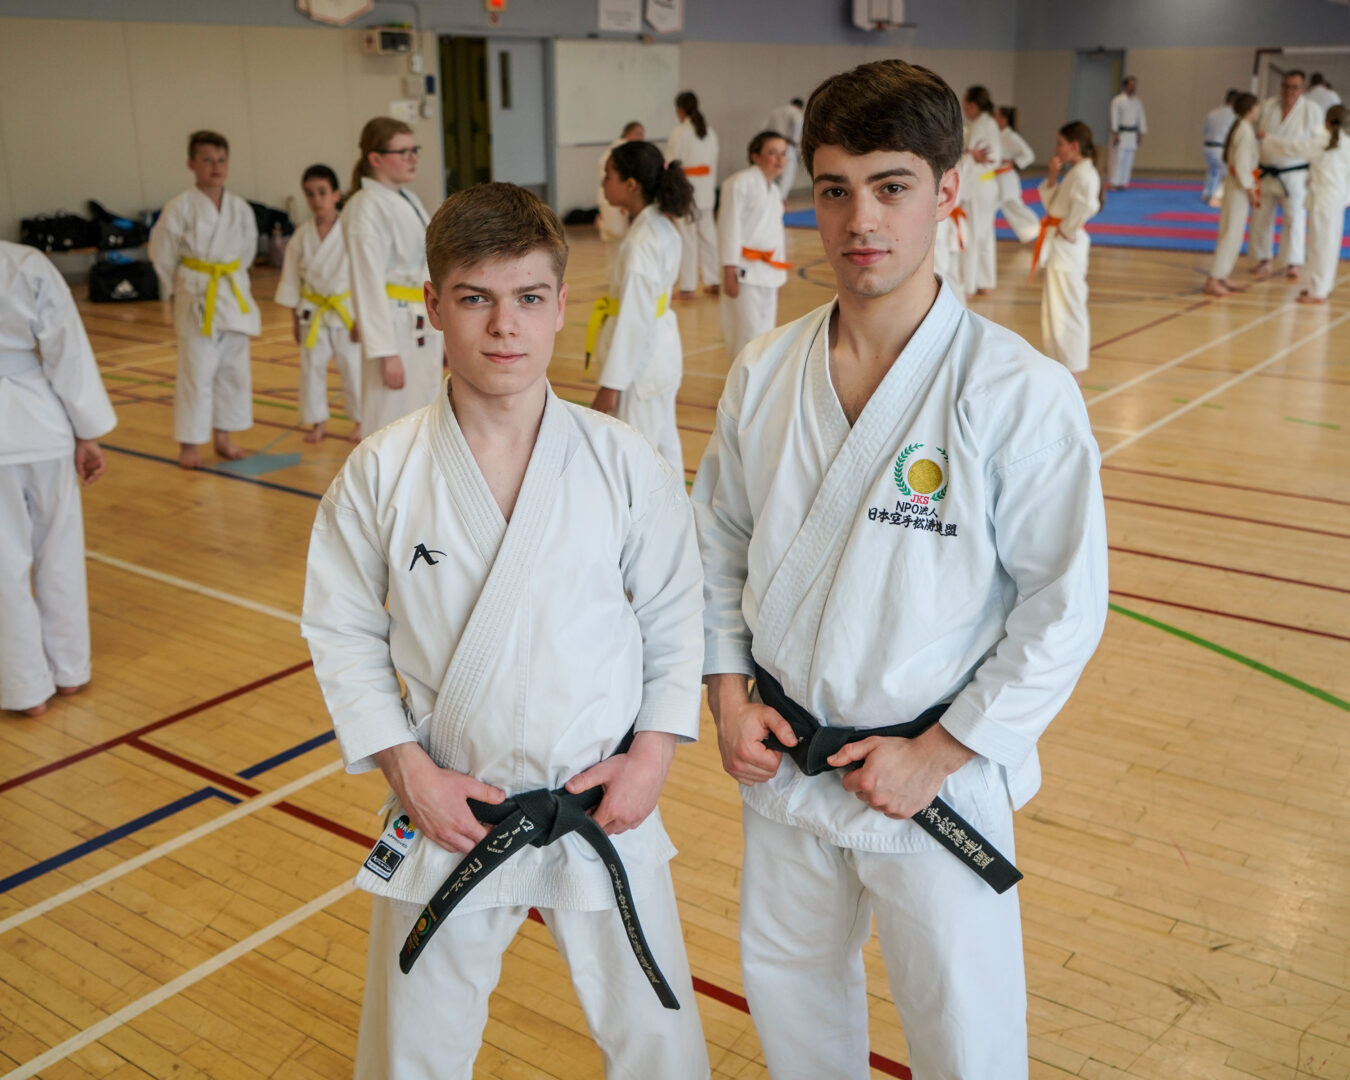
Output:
(148, 188), (260, 337)
(1110, 93), (1147, 149)
(302, 385), (704, 910)
(597, 204), (683, 400)
(1306, 85), (1341, 113)
(693, 284), (1108, 853)
(997, 128), (1035, 203)
(0, 241), (116, 464)
(1227, 120), (1261, 193)
(275, 218), (353, 332)
(1258, 95), (1326, 171)
(1037, 159), (1102, 274)
(717, 166), (788, 289)
(1203, 105), (1235, 149)
(666, 119), (719, 211)
(1263, 129), (1350, 211)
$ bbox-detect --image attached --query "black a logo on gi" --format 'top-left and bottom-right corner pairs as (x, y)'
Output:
(409, 543), (447, 571)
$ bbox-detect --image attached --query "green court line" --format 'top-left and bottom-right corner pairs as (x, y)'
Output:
(1109, 602), (1349, 712)
(1082, 384), (1110, 392)
(1170, 397), (1224, 410)
(1284, 416), (1340, 430)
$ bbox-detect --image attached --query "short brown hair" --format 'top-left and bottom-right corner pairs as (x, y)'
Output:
(801, 60), (963, 186)
(426, 182), (568, 288)
(188, 130), (229, 158)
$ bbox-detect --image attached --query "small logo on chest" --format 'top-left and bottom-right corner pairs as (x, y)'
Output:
(409, 543), (447, 570)
(864, 442), (961, 538)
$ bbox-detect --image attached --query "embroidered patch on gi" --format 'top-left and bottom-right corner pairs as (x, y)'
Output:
(364, 814), (418, 880)
(864, 442), (960, 537)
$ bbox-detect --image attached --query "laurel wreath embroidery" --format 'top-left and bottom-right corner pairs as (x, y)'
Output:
(893, 443), (950, 501)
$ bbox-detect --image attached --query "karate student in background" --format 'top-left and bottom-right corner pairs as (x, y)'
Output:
(0, 241), (116, 716)
(995, 106), (1041, 243)
(1035, 122), (1103, 381)
(1204, 94), (1263, 297)
(960, 85), (1002, 295)
(590, 142), (692, 473)
(718, 131), (790, 360)
(1108, 75), (1147, 189)
(693, 59), (1107, 1079)
(1202, 91), (1239, 207)
(1250, 71), (1325, 281)
(343, 117), (443, 435)
(596, 120), (645, 279)
(148, 130), (259, 469)
(301, 182), (709, 1080)
(275, 165), (362, 443)
(1306, 73), (1341, 114)
(763, 97), (805, 198)
(666, 91), (720, 298)
(1262, 105), (1349, 304)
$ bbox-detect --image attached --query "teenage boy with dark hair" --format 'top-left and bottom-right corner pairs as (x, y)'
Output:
(693, 60), (1108, 1078)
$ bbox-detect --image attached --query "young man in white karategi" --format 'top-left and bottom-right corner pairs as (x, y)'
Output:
(596, 120), (646, 280)
(148, 130), (259, 470)
(667, 91), (720, 298)
(763, 97), (805, 198)
(301, 182), (709, 1080)
(1249, 71), (1326, 281)
(1306, 73), (1341, 114)
(275, 165), (362, 443)
(1202, 91), (1240, 207)
(718, 131), (790, 360)
(0, 241), (116, 716)
(693, 60), (1108, 1080)
(1108, 76), (1146, 189)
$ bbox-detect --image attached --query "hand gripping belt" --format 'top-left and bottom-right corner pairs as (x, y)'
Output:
(398, 728), (681, 1008)
(754, 663), (1023, 895)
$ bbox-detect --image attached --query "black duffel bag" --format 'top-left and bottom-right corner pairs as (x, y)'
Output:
(20, 212), (98, 252)
(88, 200), (149, 250)
(88, 256), (159, 303)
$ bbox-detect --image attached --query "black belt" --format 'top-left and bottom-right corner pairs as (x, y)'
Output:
(1260, 163), (1310, 175)
(1117, 125), (1140, 132)
(398, 729), (681, 1009)
(754, 663), (1023, 895)
(1204, 141), (1225, 148)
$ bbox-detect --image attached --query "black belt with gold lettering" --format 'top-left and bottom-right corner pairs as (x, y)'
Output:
(398, 729), (681, 1009)
(754, 663), (1023, 895)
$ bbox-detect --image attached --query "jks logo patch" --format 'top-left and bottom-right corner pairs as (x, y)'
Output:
(865, 441), (960, 538)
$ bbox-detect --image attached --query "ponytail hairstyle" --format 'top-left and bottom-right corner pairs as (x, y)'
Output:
(997, 105), (1019, 131)
(675, 90), (708, 139)
(609, 140), (695, 220)
(351, 116), (414, 195)
(1327, 104), (1345, 150)
(1058, 120), (1104, 206)
(1223, 93), (1259, 163)
(964, 85), (994, 114)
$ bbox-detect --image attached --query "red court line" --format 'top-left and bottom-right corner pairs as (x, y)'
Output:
(129, 737), (261, 797)
(1103, 465), (1350, 508)
(0, 660), (313, 795)
(1091, 300), (1211, 352)
(1104, 495), (1350, 540)
(1109, 546), (1350, 595)
(1109, 591), (1350, 643)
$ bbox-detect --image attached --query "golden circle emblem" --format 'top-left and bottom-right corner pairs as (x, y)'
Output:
(907, 459), (943, 495)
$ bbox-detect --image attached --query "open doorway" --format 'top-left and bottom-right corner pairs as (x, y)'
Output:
(440, 36), (491, 194)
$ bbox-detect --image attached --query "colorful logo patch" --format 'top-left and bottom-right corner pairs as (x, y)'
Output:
(894, 443), (950, 501)
(393, 815), (416, 841)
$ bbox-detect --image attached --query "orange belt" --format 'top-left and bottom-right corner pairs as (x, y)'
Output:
(995, 164), (1017, 175)
(1230, 165), (1262, 208)
(949, 206), (967, 251)
(742, 246), (793, 270)
(1028, 215), (1064, 282)
(683, 165), (711, 176)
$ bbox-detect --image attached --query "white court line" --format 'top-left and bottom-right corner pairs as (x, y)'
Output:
(1, 881), (356, 1080)
(1100, 311), (1350, 461)
(87, 551), (301, 626)
(0, 759), (343, 937)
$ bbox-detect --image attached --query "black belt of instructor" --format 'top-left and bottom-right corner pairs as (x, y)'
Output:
(397, 727), (681, 1009)
(1204, 141), (1225, 147)
(1259, 161), (1310, 197)
(754, 662), (1023, 895)
(1117, 125), (1140, 132)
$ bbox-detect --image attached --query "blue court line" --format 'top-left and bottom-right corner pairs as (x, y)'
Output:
(0, 787), (241, 896)
(238, 730), (337, 779)
(102, 443), (322, 501)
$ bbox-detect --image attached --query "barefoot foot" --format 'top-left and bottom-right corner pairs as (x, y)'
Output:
(346, 424), (364, 443)
(1203, 278), (1231, 297)
(178, 445), (204, 469)
(56, 684), (85, 696)
(673, 290), (697, 301)
(1296, 293), (1326, 304)
(303, 424), (326, 444)
(213, 437), (248, 461)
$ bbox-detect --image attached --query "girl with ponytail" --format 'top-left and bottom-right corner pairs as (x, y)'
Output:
(1205, 93), (1261, 297)
(666, 90), (720, 296)
(1259, 103), (1349, 302)
(1033, 120), (1103, 380)
(342, 116), (444, 433)
(588, 141), (693, 471)
(959, 85), (1003, 295)
(994, 105), (1042, 243)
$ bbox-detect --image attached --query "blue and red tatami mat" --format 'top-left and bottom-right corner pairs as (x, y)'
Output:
(782, 176), (1350, 258)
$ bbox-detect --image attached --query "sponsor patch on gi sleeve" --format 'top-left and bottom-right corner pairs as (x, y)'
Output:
(363, 813), (418, 881)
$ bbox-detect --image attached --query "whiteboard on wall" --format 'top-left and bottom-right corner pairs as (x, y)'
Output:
(554, 39), (680, 146)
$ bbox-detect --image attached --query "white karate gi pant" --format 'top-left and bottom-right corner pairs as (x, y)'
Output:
(617, 387), (683, 475)
(720, 283), (778, 361)
(173, 297), (252, 445)
(298, 322), (362, 427)
(996, 171), (1041, 243)
(0, 457), (90, 711)
(961, 176), (999, 292)
(361, 304), (445, 436)
(1210, 180), (1253, 281)
(356, 866), (709, 1080)
(1041, 267), (1091, 373)
(1109, 146), (1136, 188)
(677, 209), (718, 291)
(1249, 170), (1309, 267)
(1305, 197), (1346, 300)
(933, 219), (966, 303)
(776, 148), (799, 199)
(740, 806), (1027, 1080)
(1202, 147), (1226, 202)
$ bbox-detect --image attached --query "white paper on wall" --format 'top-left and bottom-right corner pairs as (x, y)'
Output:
(598, 0), (643, 33)
(645, 0), (683, 34)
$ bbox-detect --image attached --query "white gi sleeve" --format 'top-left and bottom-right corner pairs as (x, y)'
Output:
(620, 456), (706, 741)
(345, 216), (399, 362)
(1138, 101), (1147, 136)
(274, 229), (302, 309)
(597, 262), (663, 393)
(147, 200), (182, 300)
(1110, 96), (1124, 135)
(1009, 131), (1035, 170)
(301, 466), (415, 774)
(940, 403), (1109, 774)
(1053, 178), (1098, 243)
(689, 373), (756, 678)
(1260, 131), (1330, 162)
(32, 257), (116, 440)
(717, 177), (745, 271)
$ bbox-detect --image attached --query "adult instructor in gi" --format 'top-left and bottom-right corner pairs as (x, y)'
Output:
(692, 60), (1108, 1079)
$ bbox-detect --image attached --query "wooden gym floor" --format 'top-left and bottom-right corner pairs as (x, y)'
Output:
(1, 217), (1348, 1080)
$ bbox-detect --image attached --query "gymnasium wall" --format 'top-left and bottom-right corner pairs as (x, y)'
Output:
(0, 18), (443, 249)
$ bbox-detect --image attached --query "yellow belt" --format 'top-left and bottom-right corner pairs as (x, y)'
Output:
(385, 283), (424, 304)
(583, 292), (670, 367)
(301, 288), (354, 349)
(180, 256), (248, 336)
(979, 170), (998, 182)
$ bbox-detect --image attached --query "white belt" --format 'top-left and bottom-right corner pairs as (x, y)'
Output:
(0, 350), (41, 378)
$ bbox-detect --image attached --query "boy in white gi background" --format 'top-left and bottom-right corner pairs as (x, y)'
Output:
(301, 183), (709, 1079)
(0, 241), (116, 716)
(148, 130), (260, 469)
(693, 60), (1108, 1079)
